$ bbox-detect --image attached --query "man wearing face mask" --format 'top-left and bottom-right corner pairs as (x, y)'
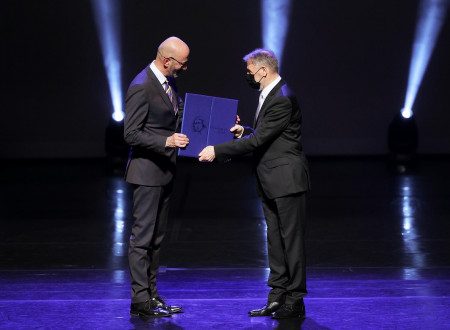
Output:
(199, 49), (310, 319)
(124, 36), (190, 318)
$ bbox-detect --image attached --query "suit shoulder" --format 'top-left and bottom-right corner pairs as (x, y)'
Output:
(129, 69), (149, 89)
(277, 84), (300, 106)
(128, 67), (158, 90)
(279, 83), (294, 97)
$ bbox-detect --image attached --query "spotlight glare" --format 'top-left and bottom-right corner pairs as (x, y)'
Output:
(112, 111), (124, 122)
(403, 0), (450, 115)
(261, 0), (292, 69)
(401, 107), (413, 119)
(90, 0), (123, 122)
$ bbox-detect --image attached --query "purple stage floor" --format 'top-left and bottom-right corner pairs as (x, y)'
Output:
(1, 267), (450, 329)
(1, 156), (449, 329)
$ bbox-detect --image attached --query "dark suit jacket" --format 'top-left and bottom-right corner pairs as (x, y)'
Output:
(215, 80), (310, 199)
(124, 66), (183, 186)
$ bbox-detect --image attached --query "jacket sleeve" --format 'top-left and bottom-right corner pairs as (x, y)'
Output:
(215, 96), (292, 161)
(176, 94), (184, 133)
(123, 85), (167, 154)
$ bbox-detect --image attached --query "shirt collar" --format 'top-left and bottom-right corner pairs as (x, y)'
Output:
(260, 75), (282, 100)
(150, 61), (167, 85)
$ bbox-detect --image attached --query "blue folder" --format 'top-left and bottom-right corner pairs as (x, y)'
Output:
(178, 93), (238, 158)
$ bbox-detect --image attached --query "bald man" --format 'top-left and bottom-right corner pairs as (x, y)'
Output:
(124, 36), (190, 318)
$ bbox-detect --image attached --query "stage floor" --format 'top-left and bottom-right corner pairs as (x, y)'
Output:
(1, 156), (449, 329)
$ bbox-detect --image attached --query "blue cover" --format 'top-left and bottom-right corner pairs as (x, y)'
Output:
(179, 93), (238, 157)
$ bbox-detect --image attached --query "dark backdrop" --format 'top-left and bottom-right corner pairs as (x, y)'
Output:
(2, 0), (449, 158)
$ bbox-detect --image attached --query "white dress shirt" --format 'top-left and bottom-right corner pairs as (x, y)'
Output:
(150, 61), (166, 87)
(255, 75), (282, 121)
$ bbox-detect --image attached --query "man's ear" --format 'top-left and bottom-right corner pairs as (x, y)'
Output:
(262, 67), (268, 77)
(163, 57), (170, 68)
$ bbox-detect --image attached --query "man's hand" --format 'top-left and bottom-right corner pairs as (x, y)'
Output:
(166, 133), (189, 148)
(198, 146), (215, 162)
(230, 125), (244, 138)
(235, 115), (241, 124)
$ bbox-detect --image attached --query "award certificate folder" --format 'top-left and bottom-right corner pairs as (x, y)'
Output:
(178, 93), (238, 157)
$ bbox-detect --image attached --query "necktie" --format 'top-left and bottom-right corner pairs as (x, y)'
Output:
(164, 80), (178, 114)
(254, 93), (264, 124)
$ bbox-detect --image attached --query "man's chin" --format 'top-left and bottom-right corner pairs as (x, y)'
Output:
(173, 70), (184, 79)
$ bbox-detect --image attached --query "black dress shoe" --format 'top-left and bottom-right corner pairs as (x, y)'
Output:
(272, 303), (305, 319)
(248, 302), (282, 316)
(130, 300), (172, 318)
(152, 296), (183, 313)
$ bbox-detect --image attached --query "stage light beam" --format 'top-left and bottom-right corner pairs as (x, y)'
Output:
(90, 0), (123, 122)
(261, 0), (292, 69)
(402, 0), (450, 118)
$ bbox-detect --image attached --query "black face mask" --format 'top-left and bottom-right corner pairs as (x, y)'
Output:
(245, 68), (263, 89)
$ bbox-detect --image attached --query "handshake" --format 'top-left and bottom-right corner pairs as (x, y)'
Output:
(168, 116), (243, 162)
(198, 116), (243, 162)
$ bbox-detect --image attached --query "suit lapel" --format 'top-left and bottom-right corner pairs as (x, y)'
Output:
(254, 80), (285, 126)
(146, 67), (174, 112)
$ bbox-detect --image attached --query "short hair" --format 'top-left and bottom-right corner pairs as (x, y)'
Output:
(243, 49), (279, 73)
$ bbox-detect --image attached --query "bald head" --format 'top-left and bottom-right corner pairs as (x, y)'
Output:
(158, 37), (189, 58)
(155, 36), (190, 77)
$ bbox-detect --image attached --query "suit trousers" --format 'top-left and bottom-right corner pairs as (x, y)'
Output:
(128, 183), (173, 303)
(261, 191), (307, 306)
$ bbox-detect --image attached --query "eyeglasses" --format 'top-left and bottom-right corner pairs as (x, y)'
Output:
(169, 56), (188, 68)
(158, 51), (188, 68)
(247, 67), (263, 75)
